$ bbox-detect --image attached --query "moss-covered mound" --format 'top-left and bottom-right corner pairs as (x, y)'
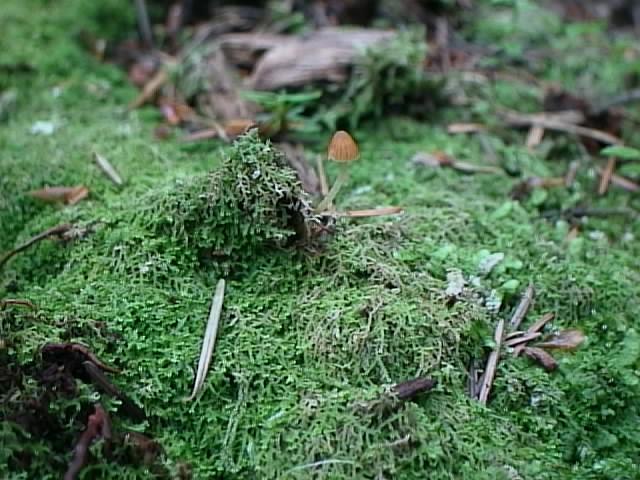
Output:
(2, 1), (640, 479)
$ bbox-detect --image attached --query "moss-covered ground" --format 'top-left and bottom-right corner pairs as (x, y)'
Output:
(2, 1), (640, 479)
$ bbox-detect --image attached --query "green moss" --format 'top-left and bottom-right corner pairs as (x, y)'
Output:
(2, 1), (640, 479)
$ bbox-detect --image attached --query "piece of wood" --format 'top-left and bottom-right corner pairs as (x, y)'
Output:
(509, 284), (535, 330)
(185, 279), (226, 401)
(478, 318), (505, 405)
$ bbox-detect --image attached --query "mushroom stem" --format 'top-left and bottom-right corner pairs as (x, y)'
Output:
(316, 165), (350, 212)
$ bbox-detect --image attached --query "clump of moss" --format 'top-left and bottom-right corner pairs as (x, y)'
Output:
(135, 129), (318, 271)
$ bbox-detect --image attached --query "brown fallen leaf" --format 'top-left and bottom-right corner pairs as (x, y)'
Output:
(536, 329), (585, 350)
(522, 347), (558, 371)
(29, 186), (89, 205)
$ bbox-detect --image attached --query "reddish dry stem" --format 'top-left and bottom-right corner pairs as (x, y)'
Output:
(0, 223), (72, 270)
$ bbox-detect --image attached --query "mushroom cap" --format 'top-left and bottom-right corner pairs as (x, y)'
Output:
(328, 130), (359, 163)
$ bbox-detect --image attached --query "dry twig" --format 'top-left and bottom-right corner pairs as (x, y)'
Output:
(129, 69), (167, 109)
(513, 312), (555, 356)
(509, 284), (535, 330)
(334, 207), (404, 218)
(0, 224), (72, 269)
(598, 157), (616, 195)
(478, 318), (505, 405)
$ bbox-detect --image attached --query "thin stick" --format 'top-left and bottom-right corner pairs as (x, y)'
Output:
(134, 0), (154, 49)
(478, 318), (504, 405)
(334, 207), (403, 218)
(513, 312), (555, 357)
(598, 157), (616, 195)
(93, 152), (123, 186)
(316, 154), (329, 196)
(504, 331), (542, 348)
(564, 160), (579, 187)
(502, 111), (623, 145)
(0, 224), (71, 269)
(526, 125), (545, 149)
(509, 284), (534, 330)
(129, 69), (167, 109)
(185, 279), (226, 401)
(598, 169), (640, 193)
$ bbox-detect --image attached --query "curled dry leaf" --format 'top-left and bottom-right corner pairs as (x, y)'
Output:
(29, 186), (89, 205)
(536, 329), (585, 350)
(522, 347), (558, 371)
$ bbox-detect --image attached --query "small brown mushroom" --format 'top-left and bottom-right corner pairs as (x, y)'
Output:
(316, 130), (359, 211)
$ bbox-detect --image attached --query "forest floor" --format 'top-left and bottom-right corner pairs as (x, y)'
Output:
(1, 1), (640, 479)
